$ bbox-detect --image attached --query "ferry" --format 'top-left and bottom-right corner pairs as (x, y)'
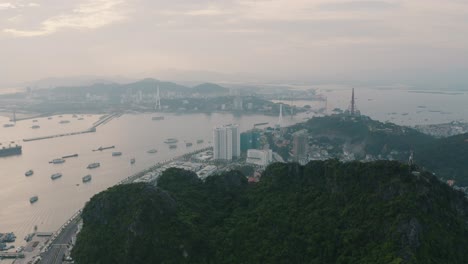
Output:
(31, 125), (40, 129)
(62, 154), (78, 159)
(0, 144), (22, 157)
(51, 173), (62, 180)
(147, 149), (157, 154)
(130, 158), (136, 164)
(49, 158), (65, 164)
(24, 233), (34, 242)
(93, 146), (115, 152)
(152, 116), (164, 121)
(169, 144), (177, 149)
(25, 170), (34, 176)
(112, 152), (122, 156)
(82, 175), (92, 183)
(29, 196), (38, 204)
(196, 139), (204, 144)
(87, 163), (100, 169)
(164, 138), (178, 144)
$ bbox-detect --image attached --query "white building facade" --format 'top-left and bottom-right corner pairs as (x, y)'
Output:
(213, 124), (240, 160)
(246, 149), (273, 167)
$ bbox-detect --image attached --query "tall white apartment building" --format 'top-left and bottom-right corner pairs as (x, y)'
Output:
(213, 124), (240, 160)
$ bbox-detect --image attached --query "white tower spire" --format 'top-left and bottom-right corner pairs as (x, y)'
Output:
(276, 103), (283, 128)
(155, 85), (161, 111)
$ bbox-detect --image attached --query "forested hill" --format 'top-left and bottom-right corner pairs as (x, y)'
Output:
(294, 114), (468, 185)
(72, 161), (468, 264)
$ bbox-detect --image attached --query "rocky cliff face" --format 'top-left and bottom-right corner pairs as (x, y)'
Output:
(72, 161), (468, 264)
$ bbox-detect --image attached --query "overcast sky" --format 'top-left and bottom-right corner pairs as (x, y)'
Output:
(1, 0), (468, 88)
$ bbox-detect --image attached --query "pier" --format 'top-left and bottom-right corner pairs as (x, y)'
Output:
(22, 113), (119, 142)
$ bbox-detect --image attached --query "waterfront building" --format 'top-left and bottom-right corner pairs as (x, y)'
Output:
(213, 124), (240, 160)
(233, 97), (243, 110)
(246, 149), (273, 167)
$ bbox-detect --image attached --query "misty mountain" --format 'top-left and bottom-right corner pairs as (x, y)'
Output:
(46, 78), (230, 96)
(192, 83), (229, 95)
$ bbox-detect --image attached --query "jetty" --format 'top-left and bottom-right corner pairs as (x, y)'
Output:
(22, 113), (119, 142)
(92, 146), (115, 152)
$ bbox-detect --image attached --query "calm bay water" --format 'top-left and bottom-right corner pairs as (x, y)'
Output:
(275, 87), (468, 126)
(0, 112), (302, 247)
(321, 87), (468, 126)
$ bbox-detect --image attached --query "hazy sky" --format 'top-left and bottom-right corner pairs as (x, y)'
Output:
(1, 0), (468, 87)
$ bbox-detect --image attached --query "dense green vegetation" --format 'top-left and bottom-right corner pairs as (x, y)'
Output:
(417, 133), (468, 185)
(297, 115), (434, 158)
(72, 161), (468, 264)
(294, 115), (468, 185)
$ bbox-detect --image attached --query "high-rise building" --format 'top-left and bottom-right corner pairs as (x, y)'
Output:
(213, 124), (240, 160)
(240, 130), (261, 152)
(292, 129), (308, 163)
(233, 97), (243, 110)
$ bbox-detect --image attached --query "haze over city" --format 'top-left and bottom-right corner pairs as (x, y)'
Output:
(2, 1), (468, 263)
(1, 0), (468, 88)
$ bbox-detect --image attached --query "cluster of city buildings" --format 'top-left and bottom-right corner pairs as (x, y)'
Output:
(213, 124), (274, 167)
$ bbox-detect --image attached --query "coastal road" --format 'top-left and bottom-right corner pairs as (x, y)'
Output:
(39, 216), (80, 264)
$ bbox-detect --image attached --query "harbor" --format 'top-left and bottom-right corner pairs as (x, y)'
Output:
(0, 112), (304, 263)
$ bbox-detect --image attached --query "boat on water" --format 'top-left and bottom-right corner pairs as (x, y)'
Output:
(130, 158), (136, 164)
(25, 170), (34, 176)
(62, 154), (78, 159)
(169, 144), (177, 149)
(3, 123), (14, 128)
(196, 139), (204, 144)
(82, 175), (92, 183)
(24, 233), (34, 242)
(87, 163), (100, 169)
(152, 116), (164, 121)
(93, 146), (115, 151)
(29, 196), (38, 203)
(164, 138), (178, 144)
(186, 142), (193, 147)
(147, 149), (157, 154)
(112, 152), (122, 156)
(49, 158), (65, 164)
(51, 173), (62, 180)
(31, 125), (40, 129)
(0, 143), (22, 157)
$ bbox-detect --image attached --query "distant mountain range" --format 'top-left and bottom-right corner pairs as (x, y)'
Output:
(47, 78), (230, 96)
